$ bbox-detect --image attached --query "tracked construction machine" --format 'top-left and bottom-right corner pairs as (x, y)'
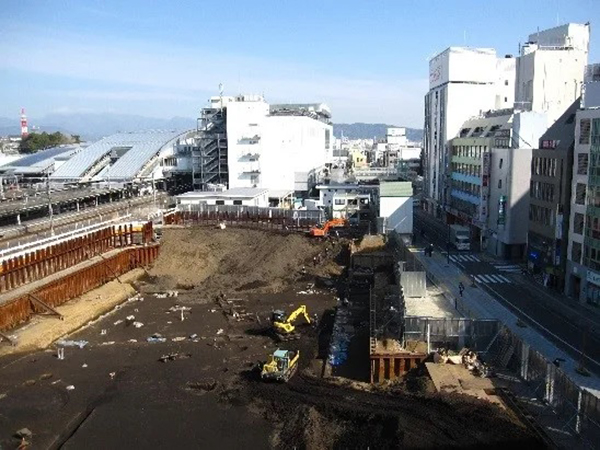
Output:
(271, 305), (315, 341)
(260, 349), (299, 382)
(309, 218), (348, 237)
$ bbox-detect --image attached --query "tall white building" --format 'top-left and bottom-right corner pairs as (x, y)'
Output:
(566, 63), (600, 305)
(515, 23), (590, 123)
(423, 47), (514, 216)
(193, 95), (332, 193)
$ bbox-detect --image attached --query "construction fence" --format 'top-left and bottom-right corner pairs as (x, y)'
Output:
(403, 317), (500, 351)
(487, 326), (600, 448)
(163, 205), (324, 231)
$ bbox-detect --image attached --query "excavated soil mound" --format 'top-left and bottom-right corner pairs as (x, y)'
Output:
(149, 228), (324, 294)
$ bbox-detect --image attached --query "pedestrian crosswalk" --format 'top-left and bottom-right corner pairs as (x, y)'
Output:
(449, 254), (481, 263)
(490, 263), (522, 273)
(472, 274), (512, 284)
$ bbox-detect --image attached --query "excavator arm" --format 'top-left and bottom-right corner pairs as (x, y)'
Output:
(286, 305), (311, 325)
(309, 218), (348, 237)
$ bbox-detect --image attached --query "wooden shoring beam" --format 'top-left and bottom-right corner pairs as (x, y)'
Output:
(28, 293), (64, 320)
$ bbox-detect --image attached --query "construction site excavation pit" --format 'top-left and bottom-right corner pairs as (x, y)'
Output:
(0, 228), (544, 449)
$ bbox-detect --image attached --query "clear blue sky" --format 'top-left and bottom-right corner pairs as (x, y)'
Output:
(1, 0), (598, 127)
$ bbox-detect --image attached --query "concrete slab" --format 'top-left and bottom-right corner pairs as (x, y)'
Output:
(425, 362), (504, 408)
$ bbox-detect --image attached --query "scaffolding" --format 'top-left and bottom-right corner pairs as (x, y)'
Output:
(193, 106), (228, 190)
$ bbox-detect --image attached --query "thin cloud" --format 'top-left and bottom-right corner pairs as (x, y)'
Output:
(0, 26), (427, 126)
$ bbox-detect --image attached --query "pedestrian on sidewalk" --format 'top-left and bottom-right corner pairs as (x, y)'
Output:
(458, 282), (464, 297)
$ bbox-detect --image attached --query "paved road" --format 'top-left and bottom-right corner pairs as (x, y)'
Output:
(414, 209), (600, 375)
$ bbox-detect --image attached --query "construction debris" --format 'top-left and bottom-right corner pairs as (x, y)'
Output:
(147, 334), (167, 343)
(159, 352), (192, 363)
(66, 385), (75, 391)
(187, 379), (218, 392)
(133, 322), (144, 328)
(15, 428), (32, 439)
(56, 340), (88, 348)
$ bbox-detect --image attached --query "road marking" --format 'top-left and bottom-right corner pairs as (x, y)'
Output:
(450, 254), (481, 263)
(473, 274), (511, 284)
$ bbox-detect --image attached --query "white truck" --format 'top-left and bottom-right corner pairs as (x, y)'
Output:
(449, 224), (470, 251)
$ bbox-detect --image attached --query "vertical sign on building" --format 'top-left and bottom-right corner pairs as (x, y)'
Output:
(498, 195), (507, 225)
(480, 152), (491, 223)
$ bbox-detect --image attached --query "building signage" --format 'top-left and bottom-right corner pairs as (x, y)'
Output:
(480, 153), (491, 223)
(482, 153), (491, 175)
(587, 270), (600, 286)
(497, 195), (507, 225)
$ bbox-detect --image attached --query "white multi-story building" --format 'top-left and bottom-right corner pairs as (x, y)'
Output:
(193, 95), (332, 194)
(515, 23), (590, 124)
(566, 64), (600, 306)
(423, 47), (515, 217)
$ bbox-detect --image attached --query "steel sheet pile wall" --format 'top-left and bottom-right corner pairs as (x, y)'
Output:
(0, 245), (159, 331)
(164, 206), (323, 231)
(486, 325), (600, 447)
(0, 222), (153, 293)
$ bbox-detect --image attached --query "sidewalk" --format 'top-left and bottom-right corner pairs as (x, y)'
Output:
(477, 248), (600, 327)
(412, 245), (600, 398)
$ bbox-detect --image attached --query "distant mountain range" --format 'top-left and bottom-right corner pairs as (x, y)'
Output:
(0, 113), (196, 141)
(0, 114), (423, 143)
(333, 123), (423, 142)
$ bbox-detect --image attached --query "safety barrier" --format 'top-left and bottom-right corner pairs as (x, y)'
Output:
(164, 206), (324, 231)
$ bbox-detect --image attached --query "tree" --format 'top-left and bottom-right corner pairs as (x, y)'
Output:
(19, 131), (75, 153)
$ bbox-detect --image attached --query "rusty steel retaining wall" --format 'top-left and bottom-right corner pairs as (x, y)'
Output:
(370, 353), (427, 383)
(0, 222), (154, 294)
(0, 245), (159, 331)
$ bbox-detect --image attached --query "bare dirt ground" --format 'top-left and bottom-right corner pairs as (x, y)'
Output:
(0, 228), (544, 449)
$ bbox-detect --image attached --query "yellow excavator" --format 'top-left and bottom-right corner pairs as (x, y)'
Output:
(260, 349), (299, 382)
(271, 305), (313, 341)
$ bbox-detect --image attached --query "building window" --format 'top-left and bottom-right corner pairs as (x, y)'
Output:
(504, 97), (508, 103)
(577, 153), (589, 175)
(574, 213), (584, 234)
(571, 242), (582, 264)
(215, 200), (225, 205)
(498, 179), (502, 189)
(334, 199), (346, 206)
(580, 119), (591, 145)
(575, 183), (587, 205)
(233, 200), (243, 205)
(499, 158), (503, 169)
(504, 80), (509, 86)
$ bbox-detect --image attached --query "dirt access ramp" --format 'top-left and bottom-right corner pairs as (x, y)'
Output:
(148, 228), (330, 295)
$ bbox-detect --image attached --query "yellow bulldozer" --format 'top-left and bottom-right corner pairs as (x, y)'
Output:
(260, 349), (299, 382)
(271, 305), (314, 342)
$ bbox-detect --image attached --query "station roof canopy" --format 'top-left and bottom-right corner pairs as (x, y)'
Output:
(50, 130), (188, 182)
(0, 146), (81, 175)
